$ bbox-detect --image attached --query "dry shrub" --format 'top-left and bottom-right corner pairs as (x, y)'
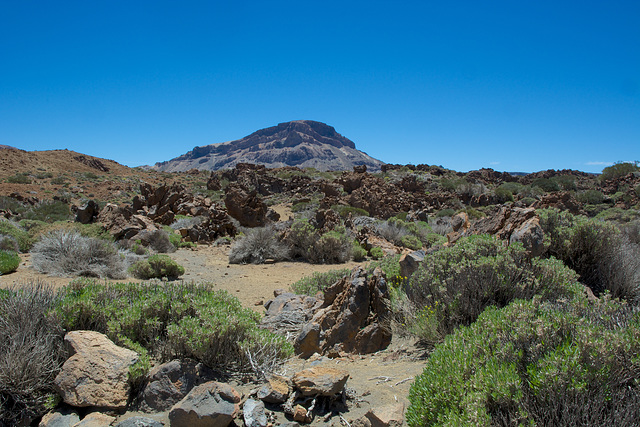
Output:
(139, 229), (176, 253)
(0, 283), (65, 426)
(31, 230), (127, 279)
(229, 226), (289, 264)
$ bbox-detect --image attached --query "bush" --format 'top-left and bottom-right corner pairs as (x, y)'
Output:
(307, 229), (352, 264)
(286, 219), (316, 259)
(0, 284), (65, 426)
(0, 196), (26, 214)
(494, 185), (514, 203)
(170, 216), (203, 230)
(291, 268), (351, 295)
(539, 209), (640, 303)
(374, 219), (410, 245)
(56, 281), (293, 378)
(532, 178), (560, 192)
(407, 297), (640, 426)
(400, 234), (422, 250)
(576, 189), (604, 204)
(0, 235), (19, 253)
(0, 220), (32, 252)
(143, 229), (176, 253)
(370, 247), (385, 260)
(601, 161), (639, 181)
(6, 174), (31, 184)
(552, 174), (576, 190)
(404, 235), (583, 346)
(333, 205), (369, 218)
(435, 208), (455, 218)
(23, 201), (71, 222)
(31, 230), (127, 279)
(351, 243), (367, 261)
(129, 254), (185, 279)
(229, 226), (289, 264)
(0, 251), (20, 274)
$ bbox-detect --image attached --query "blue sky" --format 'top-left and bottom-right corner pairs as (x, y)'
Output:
(1, 1), (638, 172)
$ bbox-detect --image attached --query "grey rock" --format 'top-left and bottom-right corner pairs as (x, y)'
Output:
(168, 381), (241, 427)
(114, 417), (164, 427)
(138, 358), (218, 412)
(243, 398), (268, 427)
(38, 409), (80, 427)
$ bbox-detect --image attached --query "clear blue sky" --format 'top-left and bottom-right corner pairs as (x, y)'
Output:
(1, 1), (638, 173)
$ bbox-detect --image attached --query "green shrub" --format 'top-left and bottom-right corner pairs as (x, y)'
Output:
(56, 281), (293, 378)
(0, 235), (19, 253)
(539, 209), (640, 303)
(405, 235), (583, 345)
(351, 242), (367, 261)
(0, 196), (26, 214)
(129, 254), (185, 279)
(286, 219), (317, 259)
(291, 268), (351, 295)
(23, 201), (71, 223)
(308, 229), (352, 264)
(51, 176), (67, 185)
(6, 174), (31, 184)
(494, 185), (514, 203)
(532, 177), (560, 192)
(229, 226), (288, 264)
(595, 207), (640, 223)
(400, 234), (422, 250)
(0, 284), (65, 426)
(636, 184), (640, 198)
(601, 161), (639, 181)
(0, 220), (32, 252)
(552, 174), (576, 190)
(576, 189), (604, 204)
(407, 297), (640, 426)
(435, 208), (455, 218)
(370, 247), (385, 260)
(0, 251), (20, 274)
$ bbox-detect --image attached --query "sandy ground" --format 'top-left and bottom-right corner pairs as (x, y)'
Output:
(1, 244), (425, 426)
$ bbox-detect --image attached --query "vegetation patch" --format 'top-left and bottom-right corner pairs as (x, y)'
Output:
(0, 251), (20, 274)
(291, 268), (351, 295)
(129, 254), (185, 279)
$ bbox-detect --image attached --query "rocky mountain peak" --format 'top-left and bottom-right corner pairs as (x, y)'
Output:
(152, 120), (383, 172)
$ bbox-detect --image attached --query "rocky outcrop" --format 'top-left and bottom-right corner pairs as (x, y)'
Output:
(168, 381), (241, 427)
(224, 184), (269, 227)
(295, 267), (392, 357)
(533, 191), (584, 215)
(470, 206), (545, 256)
(75, 200), (100, 224)
(54, 331), (138, 410)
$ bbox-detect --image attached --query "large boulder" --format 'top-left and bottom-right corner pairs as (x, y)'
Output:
(75, 200), (100, 224)
(138, 359), (218, 412)
(291, 367), (350, 397)
(54, 331), (138, 410)
(294, 267), (392, 357)
(168, 381), (241, 427)
(224, 184), (269, 227)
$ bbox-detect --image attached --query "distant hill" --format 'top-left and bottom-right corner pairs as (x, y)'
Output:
(151, 120), (385, 172)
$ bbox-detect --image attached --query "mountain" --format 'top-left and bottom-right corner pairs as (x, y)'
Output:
(152, 120), (385, 172)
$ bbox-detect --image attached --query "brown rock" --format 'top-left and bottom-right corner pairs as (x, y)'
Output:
(292, 367), (349, 397)
(74, 412), (117, 427)
(294, 267), (392, 357)
(224, 184), (268, 227)
(293, 405), (310, 423)
(257, 374), (291, 404)
(364, 403), (405, 427)
(54, 331), (138, 410)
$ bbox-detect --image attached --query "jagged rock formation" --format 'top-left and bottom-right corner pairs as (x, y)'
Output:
(152, 120), (385, 172)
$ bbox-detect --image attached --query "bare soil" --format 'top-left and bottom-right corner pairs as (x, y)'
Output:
(1, 245), (425, 426)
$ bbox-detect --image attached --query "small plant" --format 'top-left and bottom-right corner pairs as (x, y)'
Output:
(129, 254), (185, 279)
(307, 229), (352, 264)
(400, 234), (422, 250)
(532, 177), (560, 192)
(600, 161), (639, 181)
(291, 268), (351, 295)
(6, 174), (31, 184)
(229, 226), (289, 264)
(435, 208), (455, 218)
(0, 220), (32, 252)
(23, 200), (71, 223)
(351, 242), (367, 261)
(370, 247), (385, 260)
(576, 189), (604, 204)
(0, 235), (19, 253)
(0, 251), (20, 274)
(333, 205), (369, 218)
(31, 230), (127, 279)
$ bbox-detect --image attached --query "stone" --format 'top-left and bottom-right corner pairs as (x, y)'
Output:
(54, 330), (138, 410)
(399, 250), (425, 279)
(75, 200), (100, 224)
(138, 359), (218, 412)
(364, 403), (405, 427)
(224, 184), (268, 227)
(113, 417), (164, 427)
(38, 409), (80, 427)
(243, 398), (268, 427)
(74, 412), (116, 427)
(292, 405), (310, 423)
(294, 267), (392, 357)
(509, 217), (544, 257)
(168, 381), (241, 427)
(257, 374), (291, 404)
(291, 367), (349, 397)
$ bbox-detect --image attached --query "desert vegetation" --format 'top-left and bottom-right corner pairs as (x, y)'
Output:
(1, 157), (640, 425)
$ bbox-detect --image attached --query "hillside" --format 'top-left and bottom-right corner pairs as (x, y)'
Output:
(152, 120), (385, 172)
